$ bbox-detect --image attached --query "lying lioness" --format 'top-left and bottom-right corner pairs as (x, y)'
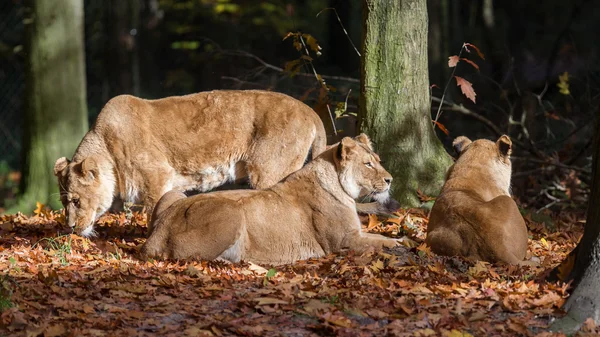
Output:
(54, 90), (327, 236)
(141, 134), (398, 265)
(425, 135), (529, 264)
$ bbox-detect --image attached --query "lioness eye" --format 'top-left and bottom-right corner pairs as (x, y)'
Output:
(365, 162), (374, 168)
(72, 199), (80, 207)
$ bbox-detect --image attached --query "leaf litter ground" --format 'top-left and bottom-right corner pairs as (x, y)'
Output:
(0, 206), (597, 337)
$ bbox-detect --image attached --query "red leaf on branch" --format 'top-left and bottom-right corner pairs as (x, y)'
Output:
(460, 58), (479, 71)
(432, 120), (449, 135)
(455, 76), (476, 103)
(448, 56), (459, 68)
(463, 43), (485, 60)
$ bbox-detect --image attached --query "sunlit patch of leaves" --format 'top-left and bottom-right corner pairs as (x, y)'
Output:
(32, 234), (73, 266)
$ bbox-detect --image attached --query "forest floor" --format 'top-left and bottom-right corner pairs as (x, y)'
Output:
(0, 205), (597, 337)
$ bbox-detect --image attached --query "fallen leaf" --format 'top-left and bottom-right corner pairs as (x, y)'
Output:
(303, 299), (331, 315)
(44, 324), (66, 337)
(255, 297), (288, 306)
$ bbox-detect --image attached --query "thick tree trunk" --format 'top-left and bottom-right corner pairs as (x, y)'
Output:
(13, 0), (88, 211)
(550, 114), (600, 333)
(359, 0), (452, 207)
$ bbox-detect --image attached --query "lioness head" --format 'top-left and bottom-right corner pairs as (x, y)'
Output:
(450, 134), (512, 193)
(54, 156), (114, 237)
(333, 134), (393, 202)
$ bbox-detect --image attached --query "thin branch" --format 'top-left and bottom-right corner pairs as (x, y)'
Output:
(433, 45), (465, 126)
(431, 97), (504, 136)
(511, 156), (591, 175)
(316, 8), (361, 57)
(299, 34), (326, 89)
(220, 50), (359, 83)
(431, 96), (543, 157)
(221, 76), (265, 88)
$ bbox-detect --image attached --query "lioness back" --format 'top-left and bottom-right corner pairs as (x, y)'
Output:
(425, 135), (529, 264)
(55, 90), (327, 236)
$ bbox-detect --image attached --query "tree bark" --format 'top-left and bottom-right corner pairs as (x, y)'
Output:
(14, 0), (88, 211)
(550, 113), (600, 333)
(359, 0), (452, 207)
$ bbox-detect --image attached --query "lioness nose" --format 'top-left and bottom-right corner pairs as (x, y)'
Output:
(384, 177), (392, 185)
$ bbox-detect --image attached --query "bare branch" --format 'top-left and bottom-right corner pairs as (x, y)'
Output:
(511, 156), (591, 175)
(316, 8), (361, 57)
(220, 50), (359, 83)
(431, 96), (504, 136)
(431, 96), (543, 157)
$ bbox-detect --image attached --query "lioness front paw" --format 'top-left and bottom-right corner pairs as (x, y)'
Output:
(382, 239), (400, 248)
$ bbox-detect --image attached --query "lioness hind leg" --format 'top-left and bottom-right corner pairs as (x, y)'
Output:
(147, 191), (187, 234)
(169, 201), (246, 261)
(344, 231), (398, 253)
(246, 158), (306, 189)
(246, 132), (313, 189)
(171, 224), (243, 261)
(140, 217), (171, 260)
(425, 228), (464, 257)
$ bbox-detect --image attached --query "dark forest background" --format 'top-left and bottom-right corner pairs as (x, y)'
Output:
(1, 0), (600, 214)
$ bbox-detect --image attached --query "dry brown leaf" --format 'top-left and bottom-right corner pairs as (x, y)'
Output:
(455, 76), (476, 103)
(448, 55), (460, 67)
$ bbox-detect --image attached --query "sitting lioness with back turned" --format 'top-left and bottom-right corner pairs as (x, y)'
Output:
(141, 134), (399, 265)
(425, 135), (529, 264)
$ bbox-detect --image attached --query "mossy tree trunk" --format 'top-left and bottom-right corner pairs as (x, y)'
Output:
(13, 0), (88, 212)
(359, 0), (452, 207)
(550, 114), (600, 333)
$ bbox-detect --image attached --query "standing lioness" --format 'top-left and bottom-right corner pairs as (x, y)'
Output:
(425, 135), (529, 264)
(54, 90), (326, 236)
(141, 134), (398, 265)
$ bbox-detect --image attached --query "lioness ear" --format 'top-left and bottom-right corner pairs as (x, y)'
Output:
(497, 135), (512, 157)
(337, 137), (357, 161)
(54, 157), (70, 176)
(452, 136), (472, 155)
(80, 157), (99, 180)
(354, 133), (373, 150)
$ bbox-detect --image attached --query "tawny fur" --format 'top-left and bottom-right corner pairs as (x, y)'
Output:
(425, 135), (529, 264)
(141, 135), (398, 266)
(54, 90), (326, 236)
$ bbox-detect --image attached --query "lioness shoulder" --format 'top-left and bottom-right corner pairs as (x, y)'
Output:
(141, 134), (398, 265)
(425, 135), (529, 264)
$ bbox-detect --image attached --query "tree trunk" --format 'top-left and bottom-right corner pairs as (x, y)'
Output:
(550, 114), (600, 333)
(13, 0), (88, 212)
(359, 0), (452, 207)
